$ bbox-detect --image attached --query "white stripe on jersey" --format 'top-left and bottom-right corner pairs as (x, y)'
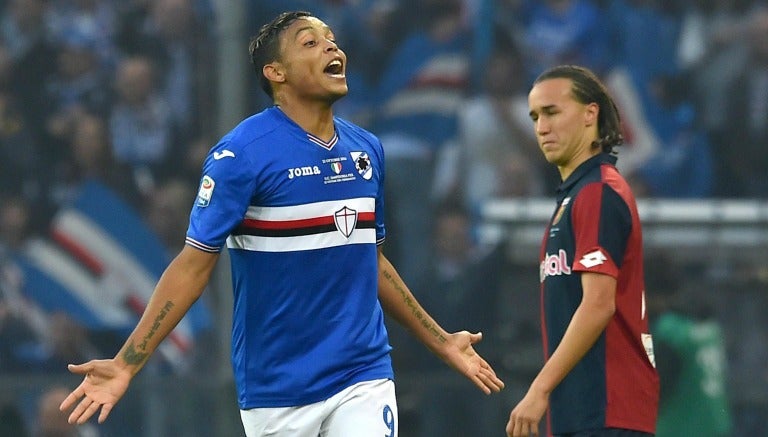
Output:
(243, 197), (374, 221)
(227, 228), (376, 252)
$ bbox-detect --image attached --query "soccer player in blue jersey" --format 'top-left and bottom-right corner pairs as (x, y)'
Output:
(505, 65), (659, 437)
(59, 10), (504, 437)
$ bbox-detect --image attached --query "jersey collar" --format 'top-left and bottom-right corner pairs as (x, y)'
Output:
(556, 153), (617, 199)
(271, 105), (339, 150)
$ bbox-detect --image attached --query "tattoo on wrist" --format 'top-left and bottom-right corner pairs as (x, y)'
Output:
(382, 270), (446, 344)
(123, 341), (148, 365)
(124, 301), (175, 365)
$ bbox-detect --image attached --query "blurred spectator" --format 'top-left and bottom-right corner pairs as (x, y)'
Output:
(603, 0), (714, 197)
(372, 0), (470, 296)
(34, 385), (99, 437)
(44, 21), (113, 139)
(453, 42), (552, 214)
(0, 0), (48, 60)
(425, 200), (506, 330)
(48, 112), (141, 209)
(0, 255), (46, 374)
(646, 256), (732, 437)
(710, 6), (768, 197)
(680, 0), (759, 134)
(629, 73), (714, 198)
(0, 45), (48, 231)
(109, 55), (173, 194)
(0, 197), (48, 373)
(144, 177), (195, 254)
(0, 0), (58, 144)
(42, 312), (104, 371)
(0, 195), (33, 250)
(45, 0), (119, 70)
(605, 0), (682, 84)
(507, 0), (610, 81)
(602, 0), (683, 183)
(115, 0), (215, 141)
(42, 20), (113, 201)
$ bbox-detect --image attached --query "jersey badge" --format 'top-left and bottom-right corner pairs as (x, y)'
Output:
(552, 197), (570, 226)
(641, 333), (656, 368)
(334, 206), (358, 238)
(331, 161), (342, 174)
(350, 152), (373, 180)
(196, 175), (215, 207)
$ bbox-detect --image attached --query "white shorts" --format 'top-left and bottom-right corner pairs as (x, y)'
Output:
(240, 378), (398, 437)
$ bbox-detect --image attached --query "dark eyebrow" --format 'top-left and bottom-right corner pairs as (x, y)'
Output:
(293, 24), (332, 40)
(530, 104), (557, 117)
(293, 26), (314, 39)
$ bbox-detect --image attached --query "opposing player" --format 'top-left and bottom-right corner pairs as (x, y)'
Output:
(59, 10), (504, 437)
(505, 65), (659, 437)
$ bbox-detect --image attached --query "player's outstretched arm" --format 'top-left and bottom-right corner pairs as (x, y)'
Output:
(376, 248), (504, 394)
(59, 245), (220, 424)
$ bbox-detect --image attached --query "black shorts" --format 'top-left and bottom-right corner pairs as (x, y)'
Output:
(555, 428), (653, 437)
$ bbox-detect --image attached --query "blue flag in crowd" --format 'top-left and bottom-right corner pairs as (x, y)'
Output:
(15, 180), (211, 370)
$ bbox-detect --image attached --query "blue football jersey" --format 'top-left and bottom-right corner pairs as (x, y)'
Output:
(186, 107), (393, 408)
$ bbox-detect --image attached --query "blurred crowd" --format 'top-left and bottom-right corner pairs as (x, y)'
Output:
(0, 0), (767, 436)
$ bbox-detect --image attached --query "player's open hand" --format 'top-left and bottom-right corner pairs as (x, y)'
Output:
(443, 331), (505, 394)
(59, 359), (132, 425)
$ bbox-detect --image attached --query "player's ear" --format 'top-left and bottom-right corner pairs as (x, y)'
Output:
(263, 62), (286, 85)
(584, 102), (599, 127)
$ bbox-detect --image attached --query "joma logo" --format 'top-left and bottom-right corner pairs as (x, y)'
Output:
(288, 166), (321, 179)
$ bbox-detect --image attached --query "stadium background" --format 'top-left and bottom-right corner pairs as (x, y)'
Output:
(0, 0), (766, 436)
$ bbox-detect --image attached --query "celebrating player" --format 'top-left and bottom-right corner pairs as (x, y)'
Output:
(58, 10), (503, 437)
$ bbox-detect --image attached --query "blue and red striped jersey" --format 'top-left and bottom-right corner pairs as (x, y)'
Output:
(539, 153), (659, 434)
(186, 106), (393, 408)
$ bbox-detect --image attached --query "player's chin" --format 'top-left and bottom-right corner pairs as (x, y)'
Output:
(542, 151), (562, 165)
(326, 85), (349, 102)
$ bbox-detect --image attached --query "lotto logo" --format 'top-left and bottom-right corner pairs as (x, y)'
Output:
(579, 249), (607, 268)
(540, 249), (571, 283)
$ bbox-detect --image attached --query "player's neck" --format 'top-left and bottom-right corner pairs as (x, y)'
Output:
(558, 144), (601, 181)
(275, 99), (336, 142)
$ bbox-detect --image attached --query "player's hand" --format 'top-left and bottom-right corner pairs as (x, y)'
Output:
(59, 359), (132, 424)
(443, 331), (505, 394)
(506, 388), (548, 436)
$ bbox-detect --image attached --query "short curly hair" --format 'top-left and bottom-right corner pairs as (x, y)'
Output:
(248, 11), (313, 99)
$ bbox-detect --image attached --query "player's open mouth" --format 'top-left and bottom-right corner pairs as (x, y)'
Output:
(324, 59), (345, 78)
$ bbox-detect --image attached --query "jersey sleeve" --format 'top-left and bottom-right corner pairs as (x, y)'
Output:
(373, 136), (386, 245)
(185, 142), (256, 252)
(570, 182), (632, 277)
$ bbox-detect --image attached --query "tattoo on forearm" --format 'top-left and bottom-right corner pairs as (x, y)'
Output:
(123, 301), (175, 365)
(382, 270), (446, 344)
